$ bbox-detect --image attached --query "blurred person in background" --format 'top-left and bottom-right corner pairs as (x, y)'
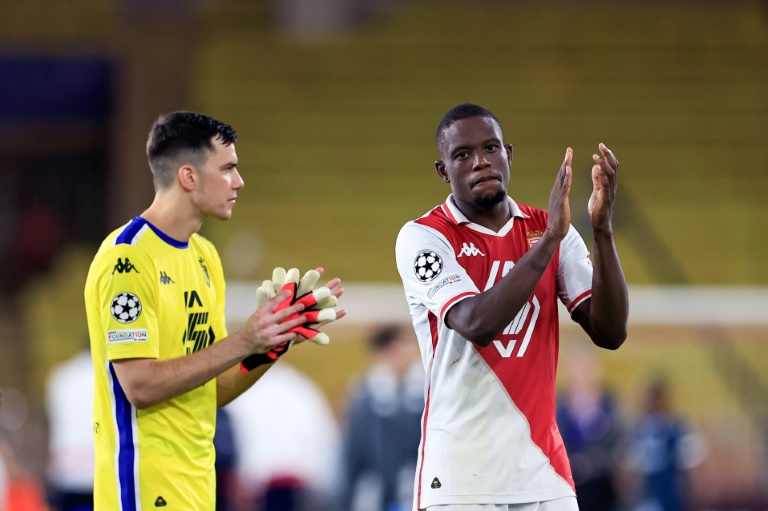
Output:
(0, 439), (6, 511)
(339, 324), (424, 511)
(395, 103), (628, 511)
(628, 378), (707, 511)
(224, 362), (340, 511)
(213, 408), (238, 511)
(45, 346), (94, 511)
(0, 438), (48, 511)
(84, 111), (344, 510)
(556, 348), (624, 511)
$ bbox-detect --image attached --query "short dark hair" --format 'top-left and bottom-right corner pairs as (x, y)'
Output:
(435, 103), (502, 145)
(146, 111), (238, 189)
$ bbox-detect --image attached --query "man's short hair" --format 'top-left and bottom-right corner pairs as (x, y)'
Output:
(435, 103), (502, 146)
(146, 111), (238, 189)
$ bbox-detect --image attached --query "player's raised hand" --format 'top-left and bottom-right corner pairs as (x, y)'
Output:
(588, 143), (619, 232)
(547, 147), (573, 238)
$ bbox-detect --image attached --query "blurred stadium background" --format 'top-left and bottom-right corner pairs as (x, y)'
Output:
(0, 0), (766, 508)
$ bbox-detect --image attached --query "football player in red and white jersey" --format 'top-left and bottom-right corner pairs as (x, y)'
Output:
(395, 103), (628, 511)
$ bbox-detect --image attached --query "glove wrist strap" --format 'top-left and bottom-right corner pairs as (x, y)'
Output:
(239, 341), (291, 373)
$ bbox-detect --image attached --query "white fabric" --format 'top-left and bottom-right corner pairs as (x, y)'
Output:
(395, 196), (592, 509)
(555, 227), (593, 312)
(425, 496), (579, 510)
(45, 349), (95, 491)
(224, 362), (340, 496)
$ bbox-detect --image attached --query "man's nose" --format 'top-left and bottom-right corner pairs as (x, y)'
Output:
(234, 170), (245, 189)
(472, 154), (490, 170)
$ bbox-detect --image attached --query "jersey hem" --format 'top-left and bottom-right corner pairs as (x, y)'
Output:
(107, 352), (158, 361)
(567, 289), (592, 313)
(417, 488), (576, 508)
(439, 291), (478, 321)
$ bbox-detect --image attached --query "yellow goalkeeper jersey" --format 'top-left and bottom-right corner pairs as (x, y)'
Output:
(85, 217), (228, 510)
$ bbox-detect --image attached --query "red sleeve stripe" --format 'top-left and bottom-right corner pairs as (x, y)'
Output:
(567, 289), (592, 313)
(439, 291), (478, 320)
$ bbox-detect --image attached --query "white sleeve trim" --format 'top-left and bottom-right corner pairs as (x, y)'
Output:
(556, 224), (593, 313)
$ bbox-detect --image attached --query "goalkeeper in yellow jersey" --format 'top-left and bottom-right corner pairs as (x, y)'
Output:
(84, 111), (345, 510)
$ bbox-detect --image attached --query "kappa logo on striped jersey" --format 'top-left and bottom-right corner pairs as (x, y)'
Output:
(457, 242), (485, 257)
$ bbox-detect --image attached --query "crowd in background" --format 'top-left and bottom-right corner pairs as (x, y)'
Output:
(556, 348), (707, 511)
(0, 325), (706, 511)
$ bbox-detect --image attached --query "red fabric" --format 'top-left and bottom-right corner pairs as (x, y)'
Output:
(415, 201), (574, 491)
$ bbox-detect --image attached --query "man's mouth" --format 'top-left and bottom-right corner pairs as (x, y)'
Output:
(472, 175), (501, 188)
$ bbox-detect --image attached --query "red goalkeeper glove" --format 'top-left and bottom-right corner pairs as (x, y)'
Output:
(274, 268), (337, 346)
(240, 268), (338, 373)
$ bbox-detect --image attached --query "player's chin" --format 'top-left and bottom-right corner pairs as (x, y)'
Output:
(472, 188), (506, 209)
(213, 208), (234, 221)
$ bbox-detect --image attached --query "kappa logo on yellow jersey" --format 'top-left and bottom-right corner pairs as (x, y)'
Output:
(112, 257), (139, 275)
(159, 271), (174, 285)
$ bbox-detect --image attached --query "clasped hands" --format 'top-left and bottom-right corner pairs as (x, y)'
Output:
(547, 143), (620, 238)
(240, 267), (344, 372)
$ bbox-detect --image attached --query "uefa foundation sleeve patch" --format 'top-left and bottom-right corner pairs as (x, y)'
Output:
(107, 329), (148, 343)
(426, 273), (462, 299)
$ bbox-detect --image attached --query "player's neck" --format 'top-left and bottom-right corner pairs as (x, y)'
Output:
(454, 196), (512, 233)
(141, 192), (203, 242)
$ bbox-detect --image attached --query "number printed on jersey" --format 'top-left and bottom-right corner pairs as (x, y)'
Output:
(485, 260), (540, 358)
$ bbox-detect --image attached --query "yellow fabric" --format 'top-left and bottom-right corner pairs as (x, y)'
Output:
(85, 218), (227, 510)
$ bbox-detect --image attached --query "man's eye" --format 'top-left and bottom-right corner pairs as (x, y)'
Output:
(456, 152), (468, 159)
(486, 144), (498, 151)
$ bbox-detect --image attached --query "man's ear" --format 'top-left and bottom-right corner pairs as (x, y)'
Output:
(435, 160), (450, 183)
(505, 144), (514, 167)
(178, 164), (197, 191)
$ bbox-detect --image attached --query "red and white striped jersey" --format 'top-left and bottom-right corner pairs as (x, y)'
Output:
(395, 195), (593, 509)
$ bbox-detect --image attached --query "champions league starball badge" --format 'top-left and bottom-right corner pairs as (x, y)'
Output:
(414, 250), (443, 282)
(110, 292), (142, 324)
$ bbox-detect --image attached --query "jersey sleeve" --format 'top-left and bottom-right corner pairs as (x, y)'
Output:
(95, 244), (160, 361)
(395, 221), (480, 322)
(556, 224), (593, 314)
